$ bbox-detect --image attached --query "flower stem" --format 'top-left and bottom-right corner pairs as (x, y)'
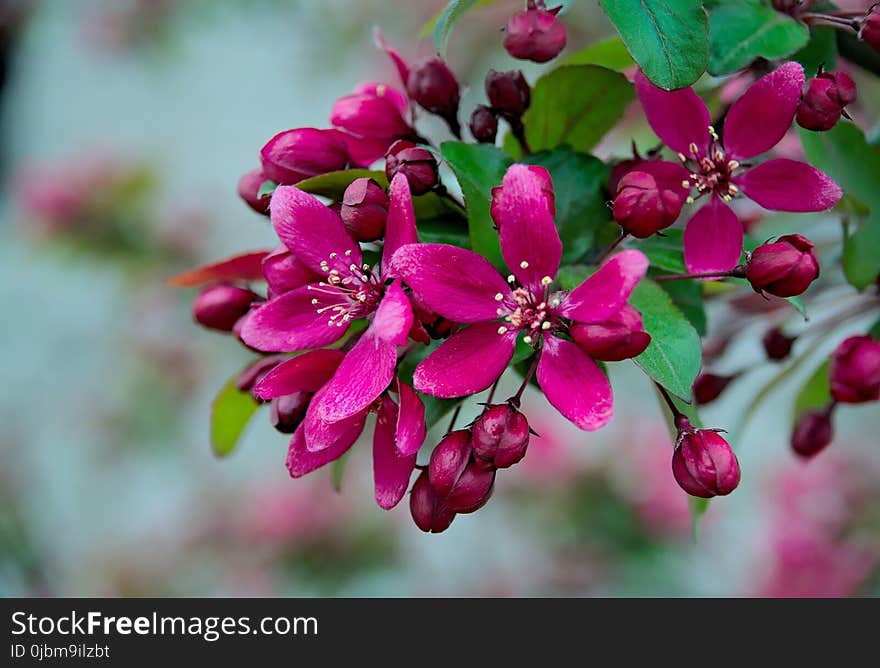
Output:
(593, 231), (629, 265)
(656, 382), (691, 434)
(446, 403), (463, 434)
(801, 12), (859, 30)
(510, 351), (541, 407)
(654, 268), (742, 282)
(509, 117), (532, 155)
(486, 377), (500, 405)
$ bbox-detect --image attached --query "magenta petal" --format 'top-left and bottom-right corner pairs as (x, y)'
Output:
(252, 349), (345, 400)
(492, 164), (562, 293)
(356, 82), (408, 117)
(167, 251), (270, 287)
(239, 285), (348, 352)
(635, 69), (712, 155)
(736, 159), (842, 212)
(303, 385), (369, 452)
(340, 134), (392, 168)
(262, 246), (322, 296)
(382, 173), (418, 278)
(373, 28), (410, 88)
(373, 395), (417, 510)
(683, 198), (744, 274)
(395, 379), (426, 457)
(330, 93), (411, 139)
(414, 322), (516, 398)
(557, 250), (649, 323)
(315, 332), (397, 423)
(390, 243), (510, 323)
(289, 411), (364, 475)
(723, 62), (804, 160)
(270, 186), (361, 274)
(537, 336), (613, 431)
(372, 281), (414, 345)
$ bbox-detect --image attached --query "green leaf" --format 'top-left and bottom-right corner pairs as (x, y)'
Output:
(869, 317), (880, 339)
(598, 0), (709, 89)
(417, 216), (471, 247)
(560, 35), (636, 70)
(257, 180), (277, 199)
(843, 213), (880, 290)
(331, 450), (352, 492)
(521, 147), (612, 263)
(688, 497), (710, 538)
(432, 0), (479, 55)
(296, 169), (387, 199)
(792, 360), (830, 426)
(638, 229), (686, 274)
(793, 26), (837, 75)
(800, 124), (880, 212)
(511, 65), (635, 158)
(441, 142), (512, 268)
(210, 371), (260, 458)
(629, 279), (702, 399)
(708, 1), (809, 76)
(785, 295), (809, 321)
(658, 278), (707, 336)
(557, 264), (592, 291)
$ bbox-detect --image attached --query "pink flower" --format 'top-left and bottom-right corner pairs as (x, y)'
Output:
(240, 173), (419, 426)
(330, 82), (413, 167)
(635, 62), (842, 273)
(252, 349), (426, 510)
(391, 164), (649, 431)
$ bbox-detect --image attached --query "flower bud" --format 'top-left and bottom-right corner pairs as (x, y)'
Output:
(269, 391), (311, 433)
(829, 335), (880, 404)
(860, 4), (880, 53)
(612, 163), (688, 238)
(772, 0), (801, 14)
(791, 409), (834, 458)
(259, 128), (349, 185)
(693, 373), (737, 405)
(330, 88), (412, 142)
(410, 470), (456, 533)
(237, 168), (271, 215)
(504, 1), (567, 63)
(406, 59), (460, 124)
(340, 177), (388, 242)
(193, 284), (260, 332)
(746, 234), (820, 297)
(671, 428), (741, 498)
(485, 69), (530, 117)
(570, 304), (651, 361)
(469, 105), (498, 144)
(762, 327), (796, 361)
(385, 139), (438, 195)
(445, 461), (496, 514)
(428, 429), (472, 497)
(236, 355), (286, 398)
(796, 72), (857, 132)
(472, 404), (530, 469)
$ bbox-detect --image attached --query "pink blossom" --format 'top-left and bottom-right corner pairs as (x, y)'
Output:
(330, 82), (413, 167)
(635, 62), (841, 273)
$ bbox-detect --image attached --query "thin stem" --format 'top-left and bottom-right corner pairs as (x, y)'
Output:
(446, 403), (463, 434)
(593, 231), (629, 265)
(801, 13), (860, 30)
(511, 351), (541, 407)
(509, 117), (531, 155)
(656, 382), (683, 420)
(486, 377), (500, 405)
(654, 269), (739, 282)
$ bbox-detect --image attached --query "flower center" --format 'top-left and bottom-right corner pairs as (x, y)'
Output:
(307, 250), (384, 327)
(677, 127), (741, 202)
(494, 274), (559, 345)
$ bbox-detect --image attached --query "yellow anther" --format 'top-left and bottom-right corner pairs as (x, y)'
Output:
(689, 142), (699, 156)
(344, 249), (352, 256)
(541, 322), (551, 330)
(708, 125), (718, 140)
(677, 153), (688, 163)
(495, 293), (504, 301)
(686, 196), (695, 204)
(520, 260), (529, 269)
(728, 160), (740, 171)
(523, 335), (533, 345)
(329, 252), (337, 259)
(497, 326), (508, 335)
(729, 184), (739, 194)
(541, 276), (553, 286)
(550, 298), (561, 307)
(507, 274), (516, 283)
(682, 180), (691, 189)
(311, 299), (318, 305)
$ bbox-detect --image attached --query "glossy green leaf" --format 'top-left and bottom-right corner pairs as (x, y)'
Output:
(296, 169), (387, 199)
(658, 278), (707, 337)
(843, 213), (880, 290)
(561, 35), (635, 70)
(433, 0), (479, 55)
(210, 371), (260, 458)
(511, 65), (635, 158)
(638, 229), (686, 274)
(629, 279), (702, 399)
(792, 360), (831, 426)
(708, 1), (809, 76)
(521, 147), (612, 263)
(417, 217), (471, 247)
(331, 450), (352, 492)
(785, 296), (809, 321)
(800, 124), (880, 211)
(441, 142), (512, 268)
(598, 0), (709, 89)
(793, 26), (837, 74)
(257, 179), (277, 199)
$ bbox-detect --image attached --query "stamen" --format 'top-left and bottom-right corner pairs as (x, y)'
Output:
(708, 125), (718, 141)
(682, 180), (691, 189)
(519, 261), (529, 269)
(550, 298), (560, 308)
(727, 160), (740, 171)
(329, 252), (337, 259)
(677, 153), (688, 163)
(689, 142), (699, 156)
(497, 326), (508, 335)
(507, 275), (516, 284)
(344, 249), (352, 256)
(523, 335), (533, 345)
(495, 293), (504, 301)
(728, 184), (739, 194)
(686, 196), (695, 204)
(311, 299), (318, 305)
(540, 276), (553, 286)
(541, 322), (551, 330)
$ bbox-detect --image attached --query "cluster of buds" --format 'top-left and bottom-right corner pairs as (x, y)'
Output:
(671, 416), (741, 498)
(469, 70), (531, 145)
(796, 70), (856, 132)
(503, 0), (567, 63)
(411, 403), (530, 533)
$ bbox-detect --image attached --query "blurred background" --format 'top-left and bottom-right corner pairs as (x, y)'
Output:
(1, 0), (878, 597)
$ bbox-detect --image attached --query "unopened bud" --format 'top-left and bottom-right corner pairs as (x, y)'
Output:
(445, 461), (496, 513)
(469, 105), (498, 144)
(406, 58), (460, 126)
(385, 140), (438, 195)
(269, 391), (311, 433)
(260, 128), (349, 185)
(672, 428), (741, 498)
(193, 284), (260, 332)
(791, 409), (834, 458)
(340, 177), (388, 242)
(237, 168), (271, 215)
(796, 72), (857, 132)
(472, 404), (530, 469)
(693, 373), (737, 405)
(829, 335), (880, 404)
(485, 69), (530, 117)
(410, 470), (456, 533)
(762, 327), (796, 361)
(746, 234), (820, 297)
(612, 163), (689, 238)
(428, 429), (472, 497)
(504, 1), (567, 63)
(860, 4), (880, 53)
(570, 304), (651, 361)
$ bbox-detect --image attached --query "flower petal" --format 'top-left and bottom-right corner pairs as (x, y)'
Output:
(372, 280), (414, 346)
(252, 349), (345, 400)
(395, 379), (426, 457)
(390, 243), (509, 323)
(635, 69), (712, 155)
(287, 418), (363, 478)
(330, 93), (411, 139)
(557, 249), (648, 323)
(382, 173), (418, 279)
(414, 322), (516, 398)
(356, 82), (408, 117)
(373, 395), (417, 510)
(303, 384), (369, 452)
(373, 28), (410, 87)
(239, 285), (348, 352)
(339, 134), (392, 168)
(537, 336), (613, 431)
(270, 185), (361, 274)
(736, 158), (842, 212)
(723, 62), (804, 160)
(491, 164), (562, 293)
(683, 198), (744, 274)
(167, 251), (270, 287)
(262, 246), (322, 296)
